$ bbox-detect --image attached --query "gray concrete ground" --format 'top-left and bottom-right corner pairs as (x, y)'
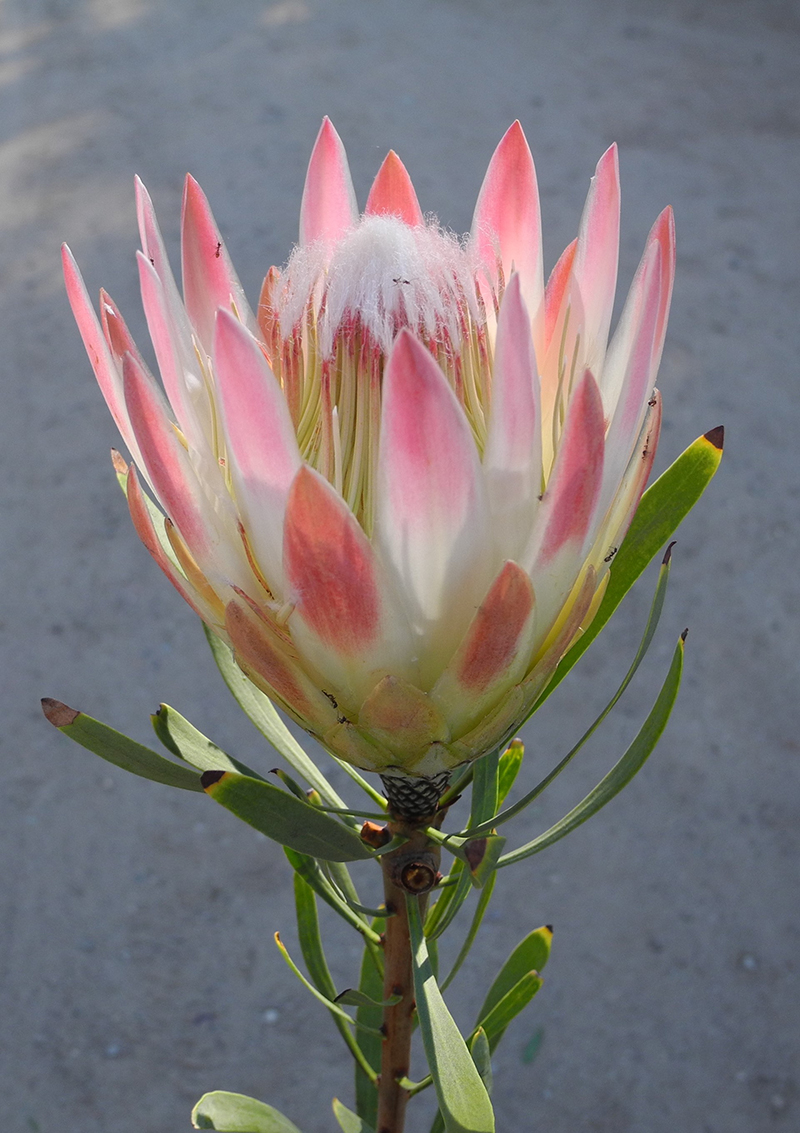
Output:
(1, 0), (798, 1130)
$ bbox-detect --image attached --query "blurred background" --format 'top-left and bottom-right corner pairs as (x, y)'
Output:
(1, 1), (798, 1130)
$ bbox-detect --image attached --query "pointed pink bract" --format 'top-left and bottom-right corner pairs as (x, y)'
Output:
(472, 121), (544, 345)
(539, 370), (605, 562)
(485, 274), (540, 478)
(376, 330), (488, 628)
(181, 174), (256, 351)
(572, 144), (620, 370)
(62, 246), (133, 451)
(126, 463), (210, 623)
(284, 466), (381, 655)
(122, 351), (211, 560)
(299, 117), (358, 246)
(364, 151), (424, 226)
(456, 561), (535, 693)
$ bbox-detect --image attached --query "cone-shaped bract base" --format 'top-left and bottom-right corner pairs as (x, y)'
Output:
(380, 771), (451, 821)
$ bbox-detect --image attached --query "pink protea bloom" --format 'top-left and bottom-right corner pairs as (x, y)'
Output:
(63, 118), (673, 788)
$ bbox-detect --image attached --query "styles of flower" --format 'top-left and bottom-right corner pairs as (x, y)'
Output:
(64, 119), (674, 782)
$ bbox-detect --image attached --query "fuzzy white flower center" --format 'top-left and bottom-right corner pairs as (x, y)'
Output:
(257, 215), (496, 533)
(278, 215), (483, 356)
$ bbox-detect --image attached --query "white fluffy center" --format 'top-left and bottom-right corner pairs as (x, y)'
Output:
(278, 214), (482, 357)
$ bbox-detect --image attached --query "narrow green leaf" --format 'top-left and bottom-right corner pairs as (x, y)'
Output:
(274, 933), (360, 1028)
(425, 749), (503, 940)
(462, 542), (673, 840)
(476, 971), (543, 1053)
(272, 767), (313, 800)
(428, 933), (440, 983)
(332, 1098), (375, 1133)
(469, 1028), (493, 1096)
(335, 989), (400, 1009)
(294, 874), (337, 1000)
(403, 1073), (433, 1097)
(283, 850), (382, 944)
(438, 763), (475, 809)
(191, 1091), (303, 1132)
(541, 426), (722, 705)
(202, 771), (373, 861)
(293, 875), (380, 1083)
(203, 624), (347, 811)
(470, 750), (500, 826)
(499, 633), (686, 868)
(496, 741), (524, 806)
(354, 923), (385, 1126)
(407, 897), (495, 1133)
(477, 927), (553, 1026)
(152, 704), (263, 779)
(425, 864), (472, 941)
(42, 699), (203, 792)
(441, 873), (497, 992)
(324, 861), (374, 920)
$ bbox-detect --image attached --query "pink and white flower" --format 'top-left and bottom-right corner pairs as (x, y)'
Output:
(64, 118), (673, 783)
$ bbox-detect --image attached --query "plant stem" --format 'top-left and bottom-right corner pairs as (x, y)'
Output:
(376, 820), (442, 1133)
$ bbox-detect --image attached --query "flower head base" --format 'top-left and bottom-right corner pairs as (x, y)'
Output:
(64, 118), (674, 787)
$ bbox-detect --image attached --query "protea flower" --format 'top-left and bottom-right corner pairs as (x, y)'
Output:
(63, 118), (673, 811)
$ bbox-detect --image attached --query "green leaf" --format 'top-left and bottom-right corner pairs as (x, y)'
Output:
(441, 873), (497, 992)
(424, 750), (502, 939)
(274, 933), (361, 1028)
(332, 1098), (375, 1133)
(542, 426), (722, 705)
(272, 767), (314, 800)
(425, 862), (472, 941)
(407, 897), (495, 1133)
(294, 874), (338, 1000)
(470, 749), (500, 825)
(438, 763), (475, 809)
(354, 923), (385, 1126)
(283, 850), (382, 945)
(335, 989), (400, 1009)
(203, 625), (347, 812)
(42, 699), (203, 792)
(152, 704), (263, 778)
(293, 875), (380, 1083)
(201, 771), (373, 861)
(499, 633), (686, 868)
(469, 1028), (493, 1096)
(477, 927), (553, 1026)
(496, 741), (524, 806)
(324, 861), (375, 919)
(476, 971), (543, 1053)
(462, 538), (675, 840)
(191, 1091), (303, 1132)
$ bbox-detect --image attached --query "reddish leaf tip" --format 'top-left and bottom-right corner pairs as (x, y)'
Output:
(110, 449), (128, 475)
(41, 698), (79, 728)
(703, 425), (725, 451)
(662, 540), (677, 566)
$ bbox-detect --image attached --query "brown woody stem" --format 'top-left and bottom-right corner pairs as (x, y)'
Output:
(376, 817), (442, 1133)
